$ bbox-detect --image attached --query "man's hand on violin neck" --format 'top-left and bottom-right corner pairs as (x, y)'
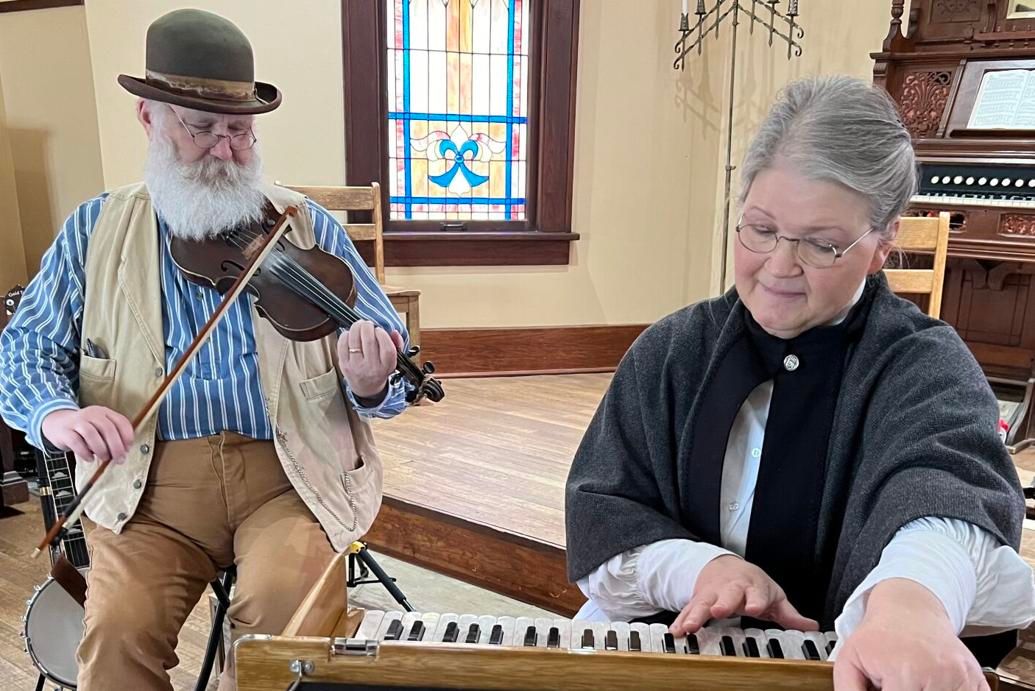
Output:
(337, 320), (404, 402)
(41, 406), (135, 464)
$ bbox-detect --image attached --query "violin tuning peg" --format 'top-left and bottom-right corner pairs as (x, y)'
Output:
(406, 345), (421, 357)
(422, 362), (436, 375)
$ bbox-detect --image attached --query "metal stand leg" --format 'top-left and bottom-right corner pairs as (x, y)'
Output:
(195, 567), (235, 691)
(34, 673), (45, 691)
(347, 542), (414, 612)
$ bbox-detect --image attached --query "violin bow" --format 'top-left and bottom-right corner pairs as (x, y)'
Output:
(33, 206), (299, 558)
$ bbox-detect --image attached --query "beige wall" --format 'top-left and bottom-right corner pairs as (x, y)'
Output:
(0, 70), (26, 292)
(0, 5), (103, 278)
(80, 0), (894, 329)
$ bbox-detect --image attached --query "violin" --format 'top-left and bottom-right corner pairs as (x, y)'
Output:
(169, 200), (444, 404)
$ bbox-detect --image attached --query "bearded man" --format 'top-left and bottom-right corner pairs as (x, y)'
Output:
(0, 9), (410, 691)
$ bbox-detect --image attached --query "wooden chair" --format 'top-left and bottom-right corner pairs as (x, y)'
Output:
(884, 211), (951, 318)
(278, 182), (422, 354)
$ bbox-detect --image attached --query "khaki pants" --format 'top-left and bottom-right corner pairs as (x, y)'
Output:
(76, 432), (336, 691)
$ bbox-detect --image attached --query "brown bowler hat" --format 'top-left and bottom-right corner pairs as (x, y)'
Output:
(118, 8), (281, 115)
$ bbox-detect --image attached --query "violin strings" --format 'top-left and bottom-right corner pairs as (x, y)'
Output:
(224, 229), (424, 381)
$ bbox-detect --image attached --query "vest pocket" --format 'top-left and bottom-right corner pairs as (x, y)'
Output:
(78, 354), (117, 408)
(300, 368), (341, 401)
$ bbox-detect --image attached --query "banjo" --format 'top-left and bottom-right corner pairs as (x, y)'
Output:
(8, 281), (89, 690)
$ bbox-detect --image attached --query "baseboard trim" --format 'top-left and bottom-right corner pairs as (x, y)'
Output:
(419, 324), (648, 376)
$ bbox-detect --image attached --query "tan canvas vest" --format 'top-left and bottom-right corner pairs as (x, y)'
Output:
(76, 182), (382, 551)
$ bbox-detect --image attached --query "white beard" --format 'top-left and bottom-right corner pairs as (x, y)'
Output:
(144, 130), (266, 241)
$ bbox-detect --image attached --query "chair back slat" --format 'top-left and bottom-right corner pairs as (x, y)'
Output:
(885, 212), (950, 318)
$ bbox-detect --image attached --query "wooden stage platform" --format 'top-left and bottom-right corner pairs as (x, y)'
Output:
(365, 374), (609, 616)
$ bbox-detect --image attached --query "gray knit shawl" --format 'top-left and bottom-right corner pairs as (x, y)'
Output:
(565, 273), (1024, 625)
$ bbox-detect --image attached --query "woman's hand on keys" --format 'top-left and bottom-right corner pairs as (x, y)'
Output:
(669, 554), (819, 635)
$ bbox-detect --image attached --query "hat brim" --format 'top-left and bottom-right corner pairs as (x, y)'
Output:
(118, 74), (281, 115)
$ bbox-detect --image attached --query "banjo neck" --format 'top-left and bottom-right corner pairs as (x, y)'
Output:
(35, 445), (89, 570)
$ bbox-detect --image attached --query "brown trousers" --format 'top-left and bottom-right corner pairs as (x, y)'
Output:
(76, 432), (336, 691)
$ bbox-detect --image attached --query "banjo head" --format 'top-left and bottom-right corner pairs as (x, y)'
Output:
(23, 576), (84, 688)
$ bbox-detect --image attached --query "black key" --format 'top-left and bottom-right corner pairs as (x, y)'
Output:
(443, 621), (459, 643)
(826, 639), (836, 655)
(803, 639), (821, 661)
(720, 635), (737, 656)
(604, 630), (618, 651)
(663, 633), (676, 654)
(489, 624), (504, 645)
(407, 621), (426, 641)
(547, 627), (561, 649)
(581, 628), (594, 649)
(465, 623), (481, 644)
(523, 625), (538, 647)
(766, 637), (784, 659)
(385, 619), (403, 641)
(629, 631), (642, 652)
(742, 637), (760, 658)
(686, 634), (700, 655)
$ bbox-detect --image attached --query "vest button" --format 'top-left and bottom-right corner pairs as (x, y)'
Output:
(140, 444), (150, 455)
(154, 367), (163, 378)
(783, 354), (800, 372)
(133, 479), (142, 490)
(116, 512), (127, 522)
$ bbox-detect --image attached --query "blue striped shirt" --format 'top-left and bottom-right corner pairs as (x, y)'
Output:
(0, 194), (411, 449)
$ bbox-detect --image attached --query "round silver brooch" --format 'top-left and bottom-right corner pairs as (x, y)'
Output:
(783, 354), (800, 372)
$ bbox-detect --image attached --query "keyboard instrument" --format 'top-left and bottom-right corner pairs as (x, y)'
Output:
(353, 609), (838, 661)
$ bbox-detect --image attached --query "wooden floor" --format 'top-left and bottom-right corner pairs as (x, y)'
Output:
(4, 373), (1035, 687)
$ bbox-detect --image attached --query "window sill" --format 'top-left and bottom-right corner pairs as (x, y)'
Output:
(356, 231), (580, 267)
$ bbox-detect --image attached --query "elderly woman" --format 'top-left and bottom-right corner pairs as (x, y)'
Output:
(565, 75), (1035, 689)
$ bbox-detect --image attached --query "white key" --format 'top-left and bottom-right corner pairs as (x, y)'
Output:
(628, 623), (651, 652)
(763, 628), (789, 659)
(591, 621), (610, 650)
(823, 631), (839, 657)
(457, 614), (480, 644)
(412, 612), (440, 643)
(398, 612), (422, 641)
(495, 616), (516, 646)
(804, 631), (829, 661)
(375, 611), (404, 640)
(648, 623), (668, 653)
(477, 614), (497, 645)
(611, 621), (631, 651)
(552, 619), (571, 649)
(515, 616), (537, 647)
(743, 628), (769, 658)
(695, 625), (723, 657)
(432, 613), (459, 642)
(532, 617), (554, 648)
(778, 630), (807, 660)
(353, 610), (385, 640)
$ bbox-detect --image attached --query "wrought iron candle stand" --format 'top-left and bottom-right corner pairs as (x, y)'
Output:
(674, 0), (804, 289)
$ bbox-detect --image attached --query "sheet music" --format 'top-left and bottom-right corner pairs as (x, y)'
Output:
(968, 69), (1035, 129)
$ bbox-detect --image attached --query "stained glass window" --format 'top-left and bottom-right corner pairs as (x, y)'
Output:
(386, 0), (530, 221)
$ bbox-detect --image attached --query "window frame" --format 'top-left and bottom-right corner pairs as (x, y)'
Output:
(342, 0), (580, 266)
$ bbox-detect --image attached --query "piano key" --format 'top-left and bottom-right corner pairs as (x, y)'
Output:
(778, 630), (807, 660)
(685, 633), (700, 655)
(605, 629), (619, 651)
(407, 620), (426, 641)
(385, 618), (404, 641)
(580, 627), (594, 649)
(489, 624), (504, 645)
(629, 630), (642, 652)
(546, 626), (561, 649)
(554, 619), (572, 649)
(375, 611), (404, 640)
(743, 629), (769, 659)
(766, 636), (785, 659)
(804, 631), (830, 661)
(802, 638), (822, 661)
(694, 626), (724, 657)
(398, 612), (421, 641)
(465, 623), (481, 644)
(824, 631), (838, 657)
(433, 614), (459, 643)
(629, 623), (650, 653)
(648, 623), (669, 653)
(523, 624), (538, 647)
(719, 634), (737, 656)
(496, 616), (516, 647)
(353, 609), (385, 640)
(456, 614), (479, 643)
(534, 618), (561, 649)
(611, 621), (632, 652)
(441, 621), (460, 643)
(477, 615), (497, 645)
(514, 616), (535, 646)
(663, 632), (677, 654)
(742, 635), (760, 657)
